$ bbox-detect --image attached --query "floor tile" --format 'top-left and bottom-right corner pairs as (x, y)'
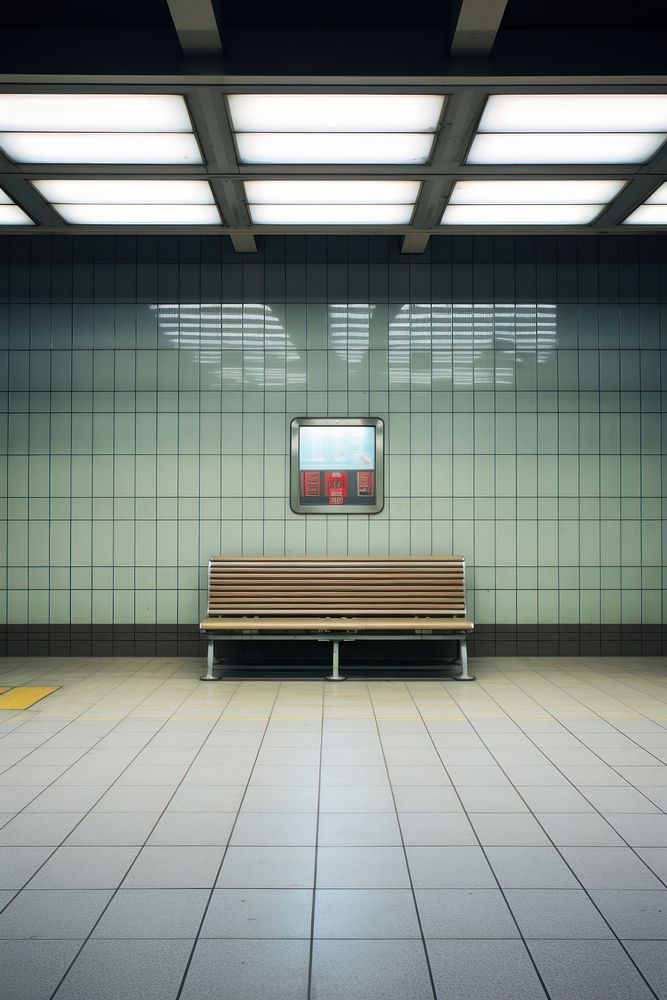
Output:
(316, 846), (411, 888)
(123, 846), (224, 888)
(310, 939), (433, 1000)
(392, 786), (462, 813)
(53, 939), (192, 1000)
(92, 889), (208, 939)
(314, 889), (420, 938)
(605, 814), (667, 847)
(559, 847), (664, 889)
(65, 812), (160, 846)
(147, 812), (235, 847)
(166, 785), (245, 812)
(469, 813), (550, 846)
(416, 888), (518, 938)
(230, 812), (317, 846)
(0, 813), (84, 846)
(0, 846), (54, 889)
(406, 846), (496, 888)
(535, 812), (625, 846)
(180, 939), (309, 1000)
(457, 786), (528, 813)
(0, 940), (81, 1000)
(319, 785), (396, 813)
(528, 940), (655, 1000)
(624, 941), (667, 999)
(398, 812), (476, 846)
(506, 888), (613, 938)
(0, 889), (112, 938)
(201, 888), (312, 938)
(30, 846), (140, 889)
(427, 939), (548, 1000)
(578, 787), (659, 814)
(318, 812), (402, 847)
(240, 785), (318, 813)
(485, 846), (579, 889)
(590, 889), (667, 939)
(218, 846), (316, 888)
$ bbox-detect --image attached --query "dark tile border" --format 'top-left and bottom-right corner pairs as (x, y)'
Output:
(0, 624), (666, 658)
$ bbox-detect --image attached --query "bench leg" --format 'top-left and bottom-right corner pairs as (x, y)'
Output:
(453, 637), (475, 681)
(200, 638), (222, 681)
(326, 639), (346, 682)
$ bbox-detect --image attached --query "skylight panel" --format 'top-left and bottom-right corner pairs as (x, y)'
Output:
(0, 94), (201, 165)
(34, 179), (215, 204)
(244, 180), (420, 205)
(442, 180), (623, 226)
(624, 182), (667, 223)
(442, 204), (605, 225)
(450, 180), (625, 204)
(235, 133), (433, 165)
(1, 133), (201, 165)
(0, 95), (192, 132)
(479, 95), (667, 133)
(34, 179), (220, 225)
(249, 204), (413, 225)
(244, 179), (419, 225)
(228, 93), (444, 164)
(467, 133), (664, 165)
(0, 202), (33, 225)
(227, 94), (444, 132)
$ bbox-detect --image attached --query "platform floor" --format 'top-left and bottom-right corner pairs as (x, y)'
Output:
(0, 656), (666, 1000)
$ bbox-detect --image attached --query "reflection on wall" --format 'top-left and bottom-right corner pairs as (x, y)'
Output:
(389, 303), (557, 386)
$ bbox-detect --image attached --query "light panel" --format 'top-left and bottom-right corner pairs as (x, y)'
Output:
(467, 132), (665, 165)
(479, 94), (667, 133)
(53, 203), (221, 225)
(236, 132), (433, 165)
(624, 204), (667, 224)
(227, 94), (444, 132)
(249, 204), (414, 225)
(0, 202), (33, 225)
(1, 133), (201, 165)
(442, 203), (604, 225)
(450, 180), (625, 204)
(34, 179), (215, 204)
(0, 94), (192, 132)
(644, 182), (667, 204)
(244, 180), (420, 205)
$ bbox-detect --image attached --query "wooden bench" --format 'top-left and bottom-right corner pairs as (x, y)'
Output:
(199, 556), (475, 682)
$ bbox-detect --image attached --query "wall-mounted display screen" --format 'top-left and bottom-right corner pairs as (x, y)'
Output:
(290, 417), (384, 514)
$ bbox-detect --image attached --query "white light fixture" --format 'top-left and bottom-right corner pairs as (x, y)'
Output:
(624, 183), (667, 223)
(52, 203), (221, 225)
(236, 132), (433, 165)
(34, 179), (215, 204)
(228, 93), (444, 164)
(467, 133), (665, 165)
(623, 205), (667, 224)
(450, 180), (625, 204)
(0, 201), (33, 225)
(442, 203), (604, 225)
(244, 180), (420, 204)
(228, 94), (444, 132)
(0, 94), (192, 132)
(1, 133), (201, 165)
(34, 179), (220, 225)
(244, 179), (419, 225)
(249, 204), (413, 225)
(479, 95), (667, 133)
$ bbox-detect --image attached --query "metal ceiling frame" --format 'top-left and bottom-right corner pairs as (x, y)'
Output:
(0, 76), (666, 247)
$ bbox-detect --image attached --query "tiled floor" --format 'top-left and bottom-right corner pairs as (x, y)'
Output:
(0, 656), (666, 1000)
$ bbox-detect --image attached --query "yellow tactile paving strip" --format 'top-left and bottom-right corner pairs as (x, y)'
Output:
(0, 686), (59, 709)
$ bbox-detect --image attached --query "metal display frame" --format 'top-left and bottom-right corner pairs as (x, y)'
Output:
(290, 416), (384, 514)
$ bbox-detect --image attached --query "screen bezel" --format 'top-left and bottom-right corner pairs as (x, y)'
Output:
(290, 417), (385, 514)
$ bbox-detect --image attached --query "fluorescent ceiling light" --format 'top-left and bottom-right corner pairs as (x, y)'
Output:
(0, 188), (11, 204)
(623, 204), (667, 224)
(236, 132), (433, 164)
(248, 204), (413, 225)
(228, 94), (444, 132)
(441, 204), (603, 225)
(244, 180), (420, 204)
(467, 132), (664, 164)
(1, 133), (201, 164)
(53, 203), (221, 225)
(34, 179), (214, 204)
(0, 94), (191, 132)
(644, 181), (667, 204)
(479, 94), (667, 133)
(450, 180), (625, 204)
(0, 203), (33, 225)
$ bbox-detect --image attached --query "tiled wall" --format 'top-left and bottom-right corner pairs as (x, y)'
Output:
(0, 234), (665, 656)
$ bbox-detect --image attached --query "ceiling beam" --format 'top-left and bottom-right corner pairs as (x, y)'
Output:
(401, 233), (430, 254)
(165, 0), (222, 56)
(230, 232), (258, 253)
(450, 0), (509, 57)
